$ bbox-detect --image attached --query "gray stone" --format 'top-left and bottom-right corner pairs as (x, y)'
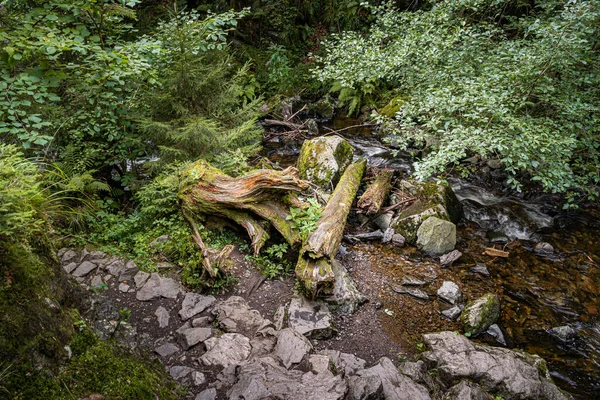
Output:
(160, 276), (182, 299)
(274, 305), (286, 331)
(441, 305), (463, 321)
(288, 295), (334, 339)
(391, 234), (406, 247)
(154, 342), (179, 357)
(323, 260), (367, 314)
(549, 325), (577, 341)
(155, 306), (170, 328)
(318, 350), (366, 376)
(106, 259), (126, 277)
(442, 380), (490, 400)
(373, 212), (394, 232)
(60, 248), (79, 264)
(470, 263), (490, 276)
(534, 242), (554, 254)
(195, 388), (217, 400)
(391, 285), (430, 301)
(136, 273), (182, 301)
(85, 249), (106, 261)
(179, 292), (216, 321)
(63, 262), (78, 274)
(200, 333), (251, 368)
(118, 283), (130, 293)
(250, 336), (277, 358)
(212, 296), (266, 335)
(422, 331), (570, 400)
(191, 316), (213, 327)
(274, 328), (312, 369)
(169, 365), (194, 381)
(402, 276), (427, 286)
(307, 118), (319, 135)
(309, 354), (332, 375)
(399, 360), (435, 391)
(297, 136), (354, 190)
(382, 228), (395, 243)
(90, 275), (103, 287)
(72, 261), (98, 277)
(437, 281), (463, 305)
(460, 293), (500, 336)
(440, 250), (462, 267)
(355, 357), (431, 400)
(227, 356), (347, 400)
(178, 327), (212, 350)
(347, 375), (384, 400)
(191, 371), (206, 386)
(118, 260), (138, 282)
(485, 324), (507, 346)
(150, 234), (170, 246)
(416, 217), (457, 257)
(134, 270), (150, 288)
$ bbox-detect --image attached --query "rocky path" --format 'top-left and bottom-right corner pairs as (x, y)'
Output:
(59, 247), (571, 400)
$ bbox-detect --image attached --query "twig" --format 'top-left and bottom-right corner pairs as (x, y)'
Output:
(286, 104), (307, 122)
(358, 197), (417, 228)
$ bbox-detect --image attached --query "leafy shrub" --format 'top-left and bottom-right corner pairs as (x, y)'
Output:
(286, 198), (323, 240)
(246, 243), (292, 279)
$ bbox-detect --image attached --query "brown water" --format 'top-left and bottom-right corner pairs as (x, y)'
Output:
(261, 117), (600, 398)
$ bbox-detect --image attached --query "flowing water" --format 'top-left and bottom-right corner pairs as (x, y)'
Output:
(262, 117), (600, 398)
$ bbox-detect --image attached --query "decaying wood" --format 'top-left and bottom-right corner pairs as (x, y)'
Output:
(484, 248), (510, 258)
(296, 159), (367, 298)
(179, 160), (310, 274)
(357, 170), (393, 215)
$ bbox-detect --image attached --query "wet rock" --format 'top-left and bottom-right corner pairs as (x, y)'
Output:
(470, 264), (490, 276)
(227, 356), (347, 400)
(440, 250), (462, 267)
(118, 283), (130, 293)
(136, 273), (182, 301)
(288, 295), (334, 339)
(274, 328), (312, 369)
(118, 260), (138, 282)
(212, 296), (266, 335)
(347, 375), (384, 400)
(355, 357), (431, 400)
(297, 136), (354, 190)
(391, 285), (430, 301)
(154, 342), (179, 357)
(134, 270), (150, 288)
(178, 327), (212, 350)
(72, 261), (98, 277)
(442, 380), (490, 400)
(416, 217), (457, 257)
(323, 260), (367, 314)
(155, 306), (170, 328)
(422, 331), (570, 400)
(549, 325), (577, 341)
(485, 324), (507, 346)
(486, 231), (509, 244)
(170, 365), (194, 381)
(534, 242), (554, 255)
(200, 333), (251, 368)
(195, 388), (216, 400)
(391, 234), (406, 247)
(441, 305), (463, 321)
(179, 292), (216, 321)
(460, 293), (500, 337)
(63, 262), (78, 274)
(318, 350), (366, 376)
(437, 281), (463, 305)
(391, 180), (462, 243)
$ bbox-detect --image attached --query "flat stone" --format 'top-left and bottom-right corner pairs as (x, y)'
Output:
(60, 248), (80, 264)
(437, 281), (463, 305)
(288, 296), (334, 339)
(373, 211), (394, 231)
(440, 250), (462, 267)
(179, 292), (216, 321)
(106, 259), (126, 277)
(212, 296), (266, 335)
(169, 365), (194, 381)
(195, 388), (217, 400)
(308, 354), (332, 375)
(134, 270), (150, 288)
(160, 276), (182, 299)
(485, 323), (507, 346)
(200, 333), (251, 368)
(155, 306), (170, 328)
(178, 327), (212, 350)
(118, 283), (130, 293)
(391, 233), (406, 247)
(90, 275), (103, 287)
(274, 328), (312, 369)
(191, 371), (206, 386)
(118, 260), (138, 282)
(444, 380), (490, 400)
(191, 316), (213, 327)
(85, 250), (107, 261)
(318, 350), (366, 376)
(72, 261), (98, 277)
(441, 305), (463, 321)
(470, 263), (490, 276)
(136, 273), (182, 301)
(402, 276), (427, 286)
(382, 228), (395, 243)
(347, 375), (383, 400)
(154, 342), (179, 357)
(391, 285), (430, 301)
(63, 262), (78, 274)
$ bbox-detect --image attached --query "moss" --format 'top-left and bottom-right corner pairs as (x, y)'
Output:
(379, 96), (408, 118)
(460, 293), (500, 336)
(297, 137), (354, 190)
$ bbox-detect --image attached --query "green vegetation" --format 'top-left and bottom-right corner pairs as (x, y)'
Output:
(286, 198), (323, 240)
(246, 242), (292, 279)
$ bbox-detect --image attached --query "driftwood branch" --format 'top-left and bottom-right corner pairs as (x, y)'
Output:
(357, 170), (393, 215)
(296, 159), (367, 297)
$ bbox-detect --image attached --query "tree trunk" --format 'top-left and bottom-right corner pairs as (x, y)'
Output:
(357, 170), (393, 215)
(295, 159), (367, 298)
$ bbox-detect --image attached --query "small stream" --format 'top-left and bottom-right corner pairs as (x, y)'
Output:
(261, 117), (600, 398)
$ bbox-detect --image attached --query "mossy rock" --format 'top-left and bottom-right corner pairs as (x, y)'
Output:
(460, 293), (500, 337)
(390, 180), (462, 244)
(297, 136), (354, 190)
(309, 96), (335, 119)
(416, 216), (456, 256)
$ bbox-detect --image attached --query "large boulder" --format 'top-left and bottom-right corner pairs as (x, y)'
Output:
(297, 136), (354, 190)
(460, 293), (500, 337)
(422, 331), (571, 400)
(391, 180), (462, 243)
(322, 260), (367, 314)
(416, 217), (457, 256)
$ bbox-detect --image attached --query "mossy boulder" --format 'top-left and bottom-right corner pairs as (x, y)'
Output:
(416, 217), (457, 256)
(309, 96), (335, 119)
(391, 180), (462, 243)
(460, 293), (500, 337)
(297, 136), (354, 190)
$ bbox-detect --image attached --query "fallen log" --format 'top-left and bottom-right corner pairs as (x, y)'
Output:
(178, 160), (310, 274)
(296, 159), (367, 297)
(357, 170), (393, 215)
